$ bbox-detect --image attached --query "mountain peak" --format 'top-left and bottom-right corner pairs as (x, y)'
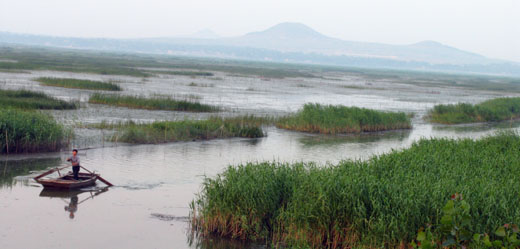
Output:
(245, 22), (327, 39)
(410, 40), (446, 48)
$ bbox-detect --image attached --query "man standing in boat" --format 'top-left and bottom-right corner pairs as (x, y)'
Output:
(67, 149), (80, 180)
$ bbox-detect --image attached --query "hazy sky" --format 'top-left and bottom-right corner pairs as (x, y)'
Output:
(1, 0), (519, 62)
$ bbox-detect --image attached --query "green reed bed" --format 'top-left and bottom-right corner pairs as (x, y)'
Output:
(0, 49), (151, 77)
(0, 89), (77, 110)
(0, 108), (72, 153)
(88, 93), (220, 112)
(104, 116), (264, 144)
(191, 132), (520, 248)
(36, 77), (122, 91)
(83, 115), (274, 130)
(276, 103), (411, 134)
(429, 97), (520, 124)
(222, 115), (277, 127)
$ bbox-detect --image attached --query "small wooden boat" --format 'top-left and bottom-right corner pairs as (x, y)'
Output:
(34, 165), (113, 189)
(36, 172), (98, 189)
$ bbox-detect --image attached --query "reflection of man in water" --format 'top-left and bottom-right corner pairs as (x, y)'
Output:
(64, 196), (78, 219)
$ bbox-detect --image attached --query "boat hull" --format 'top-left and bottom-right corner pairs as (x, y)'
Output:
(36, 172), (98, 189)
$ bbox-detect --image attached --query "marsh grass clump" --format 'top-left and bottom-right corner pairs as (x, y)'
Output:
(84, 115), (274, 131)
(36, 77), (122, 91)
(105, 116), (265, 144)
(428, 97), (520, 124)
(276, 103), (411, 134)
(188, 82), (214, 87)
(80, 120), (137, 130)
(88, 93), (220, 112)
(0, 108), (72, 153)
(340, 85), (365, 89)
(191, 132), (520, 248)
(0, 89), (77, 110)
(222, 115), (277, 126)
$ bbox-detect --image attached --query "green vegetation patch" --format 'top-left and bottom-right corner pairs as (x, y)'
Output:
(0, 89), (77, 110)
(36, 77), (122, 91)
(0, 47), (315, 79)
(0, 48), (151, 77)
(0, 108), (72, 153)
(276, 103), (411, 134)
(191, 132), (520, 248)
(88, 93), (219, 112)
(188, 82), (214, 87)
(104, 116), (264, 144)
(429, 97), (520, 124)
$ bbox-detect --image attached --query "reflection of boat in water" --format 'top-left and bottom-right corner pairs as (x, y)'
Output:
(39, 187), (108, 198)
(39, 187), (109, 219)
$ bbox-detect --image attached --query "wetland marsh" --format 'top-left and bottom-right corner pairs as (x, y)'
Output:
(1, 48), (520, 249)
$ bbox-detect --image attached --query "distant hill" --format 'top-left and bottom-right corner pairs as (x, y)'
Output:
(220, 22), (496, 65)
(1, 22), (519, 76)
(188, 29), (220, 39)
(244, 22), (328, 40)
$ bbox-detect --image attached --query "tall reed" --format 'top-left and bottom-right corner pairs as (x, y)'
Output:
(191, 132), (520, 248)
(428, 97), (520, 124)
(0, 89), (77, 110)
(0, 108), (72, 153)
(276, 103), (411, 134)
(36, 77), (122, 91)
(107, 116), (264, 144)
(88, 93), (219, 112)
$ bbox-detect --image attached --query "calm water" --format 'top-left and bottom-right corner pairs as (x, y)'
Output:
(0, 70), (517, 249)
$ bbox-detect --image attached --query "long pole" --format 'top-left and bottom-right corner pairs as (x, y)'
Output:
(33, 165), (71, 180)
(80, 166), (113, 187)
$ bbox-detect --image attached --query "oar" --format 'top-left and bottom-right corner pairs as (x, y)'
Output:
(80, 166), (114, 187)
(78, 187), (109, 205)
(34, 165), (71, 180)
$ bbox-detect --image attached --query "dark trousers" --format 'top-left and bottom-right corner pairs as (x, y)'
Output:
(72, 166), (80, 180)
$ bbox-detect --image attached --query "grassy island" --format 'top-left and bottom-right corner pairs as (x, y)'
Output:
(36, 77), (122, 91)
(276, 103), (411, 134)
(191, 133), (520, 248)
(0, 109), (72, 153)
(98, 116), (265, 144)
(428, 97), (520, 124)
(0, 89), (77, 110)
(88, 93), (220, 112)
